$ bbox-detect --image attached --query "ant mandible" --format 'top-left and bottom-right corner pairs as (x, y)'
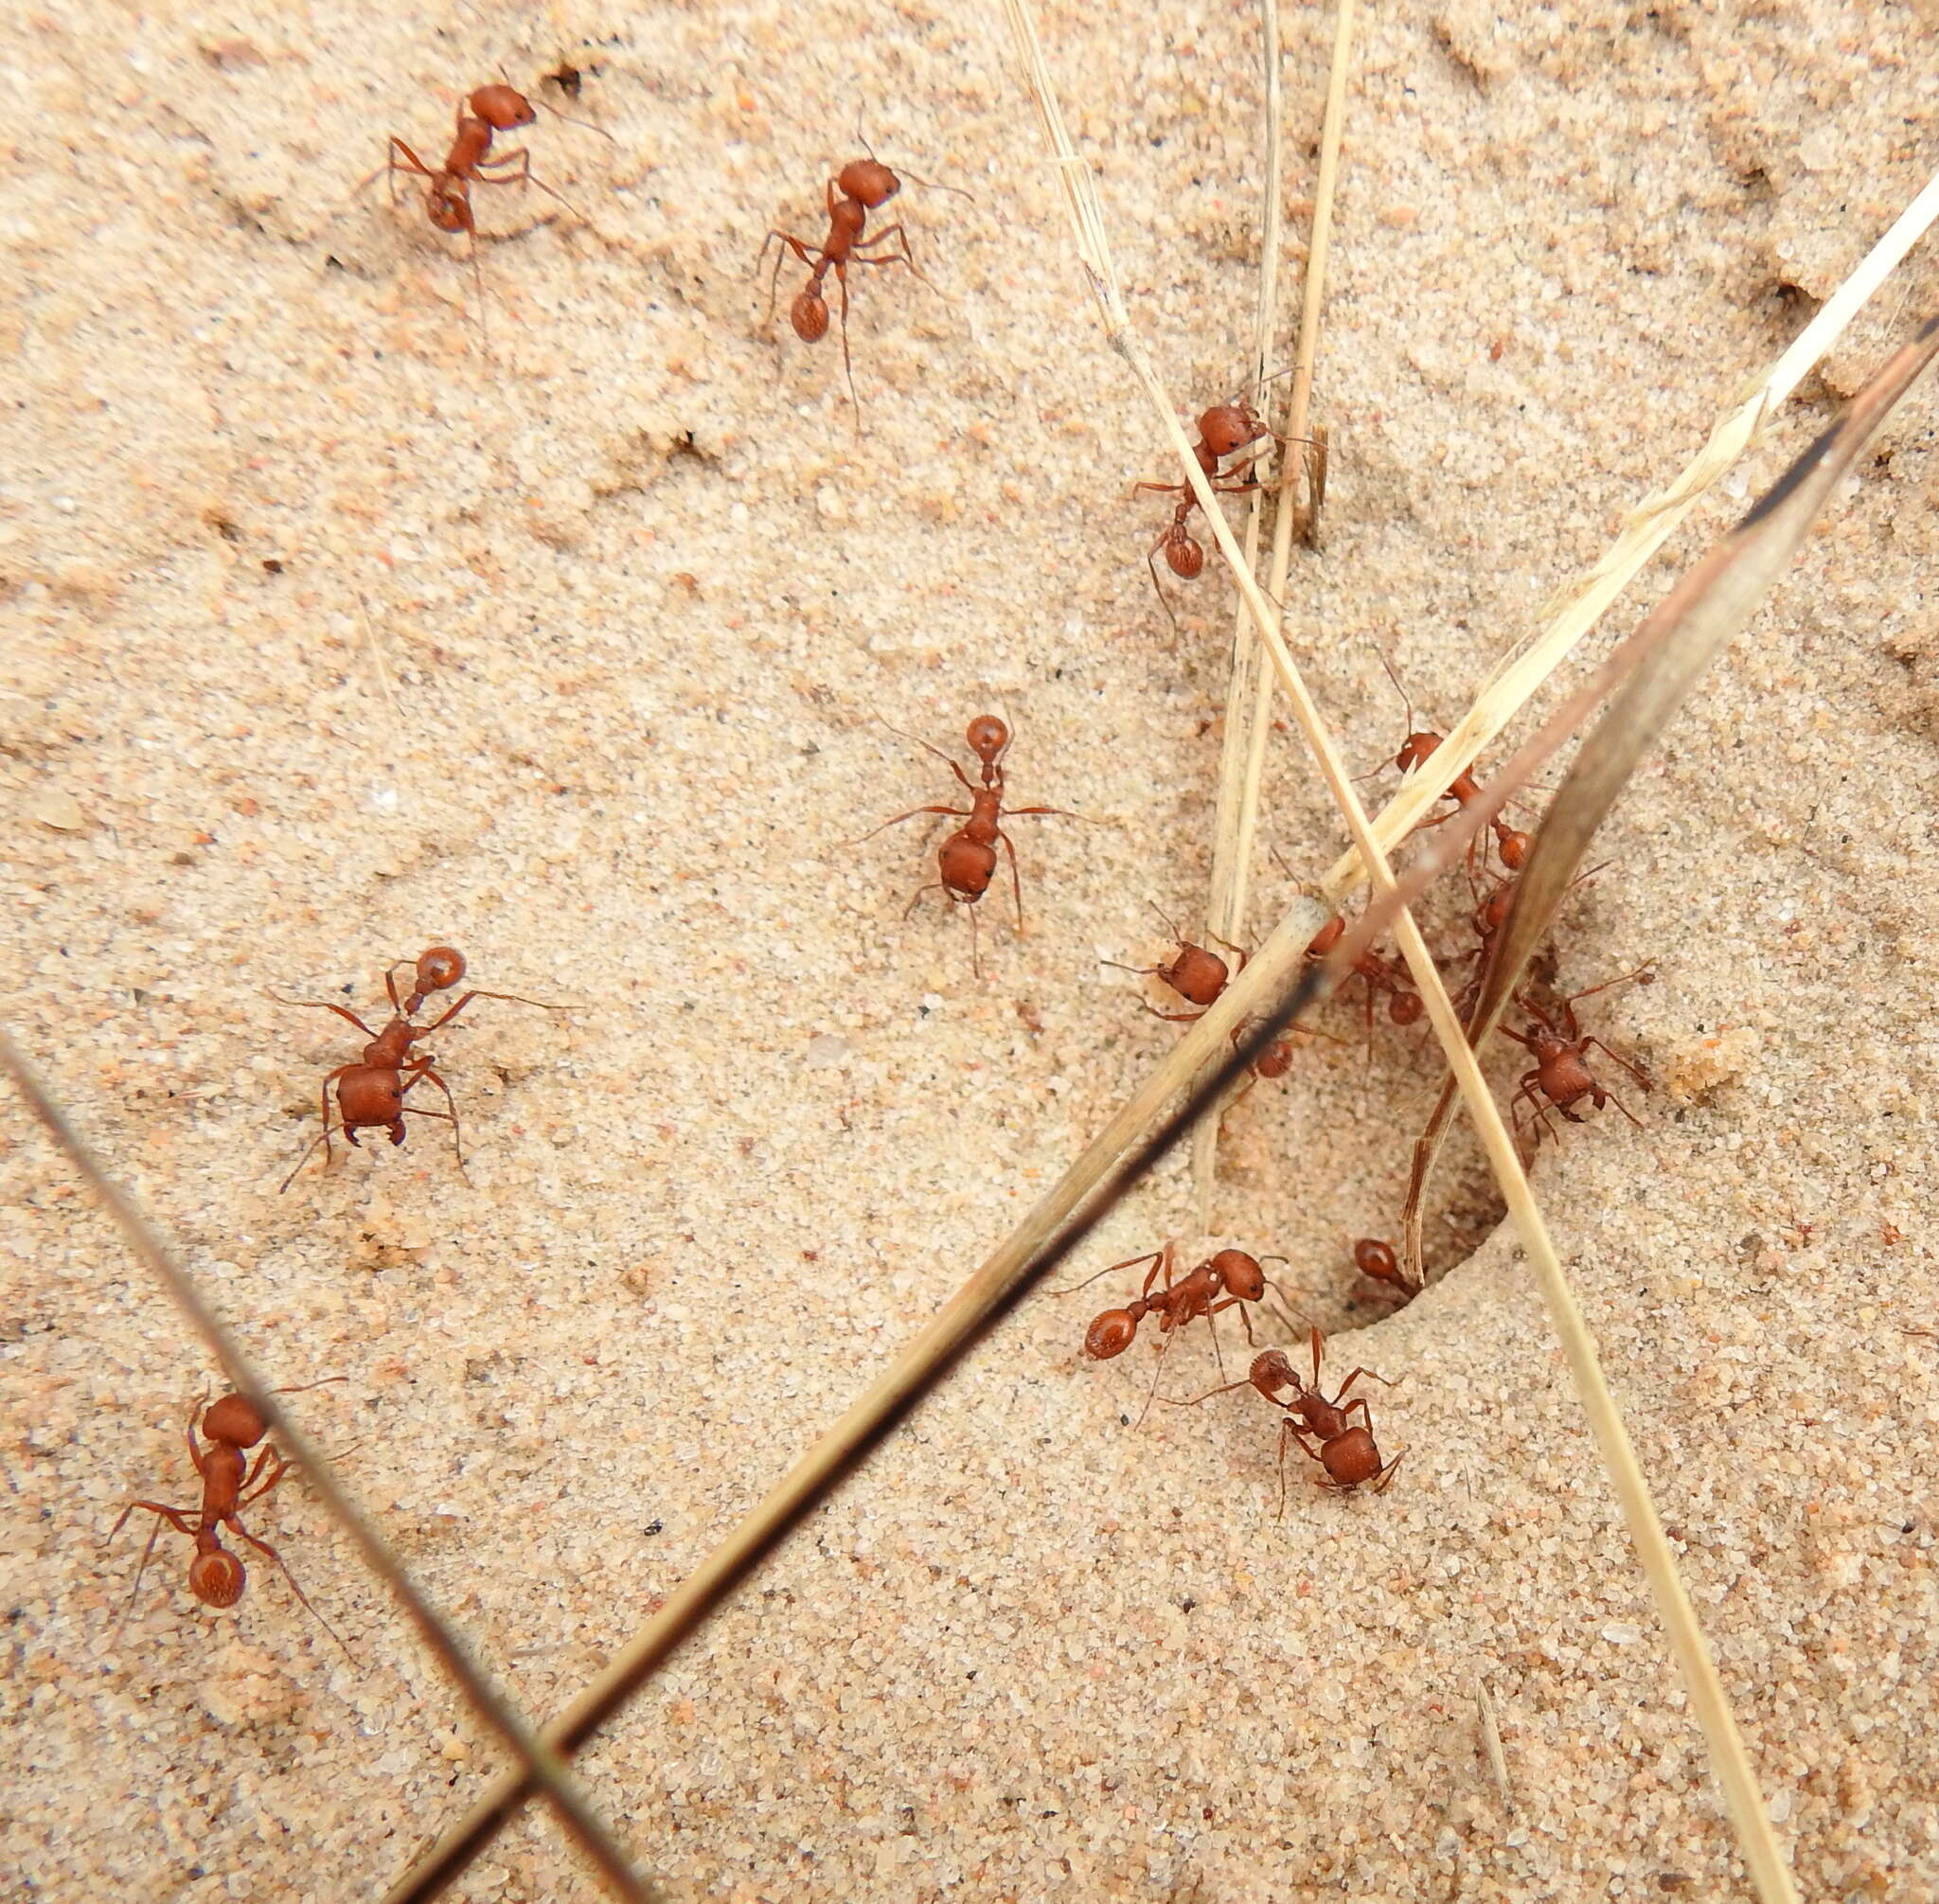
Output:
(863, 715), (1079, 974)
(107, 1384), (348, 1652)
(1503, 966), (1655, 1153)
(1177, 1327), (1402, 1513)
(272, 943), (562, 1190)
(759, 153), (937, 424)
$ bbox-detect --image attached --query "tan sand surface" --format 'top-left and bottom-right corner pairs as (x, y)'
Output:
(4, 0), (1938, 1897)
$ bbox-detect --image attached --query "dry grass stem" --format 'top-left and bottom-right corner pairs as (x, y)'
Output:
(0, 1030), (661, 1904)
(1194, 0), (1360, 1221)
(1315, 159), (1939, 907)
(379, 326), (1919, 1886)
(1004, 3), (1813, 1895)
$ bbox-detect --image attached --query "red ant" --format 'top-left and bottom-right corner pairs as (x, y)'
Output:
(1353, 1237), (1419, 1300)
(1377, 657), (1533, 872)
(1101, 904), (1247, 1023)
(759, 153), (938, 423)
(863, 715), (1078, 974)
(1305, 914), (1425, 1032)
(1176, 1327), (1402, 1512)
(371, 80), (602, 343)
(1132, 401), (1286, 627)
(107, 1383), (348, 1652)
(273, 944), (561, 1190)
(1503, 967), (1655, 1153)
(1060, 1243), (1288, 1426)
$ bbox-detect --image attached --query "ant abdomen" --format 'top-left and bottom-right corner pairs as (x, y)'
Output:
(791, 288), (830, 342)
(188, 1549), (248, 1608)
(939, 837), (997, 900)
(1084, 1309), (1139, 1360)
(1165, 535), (1204, 580)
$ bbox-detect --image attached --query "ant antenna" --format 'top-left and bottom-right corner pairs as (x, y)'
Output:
(500, 62), (615, 141)
(852, 116), (976, 202)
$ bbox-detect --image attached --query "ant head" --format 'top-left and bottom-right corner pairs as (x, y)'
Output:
(1160, 942), (1228, 1007)
(1306, 915), (1346, 957)
(1249, 1348), (1299, 1397)
(202, 1393), (269, 1449)
(1353, 1237), (1403, 1285)
(1395, 731), (1443, 774)
(1165, 529), (1204, 579)
(790, 284), (829, 343)
(470, 83), (537, 132)
(1084, 1308), (1139, 1360)
(1209, 1249), (1266, 1302)
(965, 714), (1009, 761)
(837, 156), (901, 208)
(417, 945), (465, 990)
(188, 1545), (247, 1608)
(1197, 402), (1267, 459)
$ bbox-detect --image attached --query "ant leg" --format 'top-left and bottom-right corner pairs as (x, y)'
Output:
(1131, 1322), (1184, 1431)
(267, 995), (382, 1040)
(228, 1522), (353, 1660)
(1594, 1083), (1647, 1129)
(1564, 963), (1657, 1010)
(1141, 1003), (1208, 1025)
(850, 222), (935, 294)
(857, 802), (971, 845)
(239, 1447), (291, 1509)
(1330, 1366), (1398, 1403)
(1581, 1037), (1653, 1093)
(870, 718), (983, 794)
(1145, 547), (1183, 633)
(757, 231), (822, 327)
(279, 1115), (348, 1196)
(416, 987), (565, 1035)
(108, 1499), (198, 1544)
(105, 1503), (195, 1636)
(400, 1065), (465, 1178)
(833, 260), (859, 430)
(1048, 1249), (1165, 1299)
(376, 138), (436, 206)
(1209, 1294), (1258, 1347)
(474, 147), (589, 224)
(1160, 1371), (1257, 1408)
(999, 827), (1025, 935)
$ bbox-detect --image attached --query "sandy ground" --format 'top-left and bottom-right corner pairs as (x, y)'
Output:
(4, 0), (1939, 1898)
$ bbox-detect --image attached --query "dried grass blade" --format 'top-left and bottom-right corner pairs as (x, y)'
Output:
(1402, 314), (1939, 1281)
(1314, 161), (1939, 905)
(1193, 0), (1359, 1221)
(0, 1029), (661, 1904)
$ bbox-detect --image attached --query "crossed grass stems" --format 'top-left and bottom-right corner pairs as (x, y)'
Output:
(13, 13), (1939, 1901)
